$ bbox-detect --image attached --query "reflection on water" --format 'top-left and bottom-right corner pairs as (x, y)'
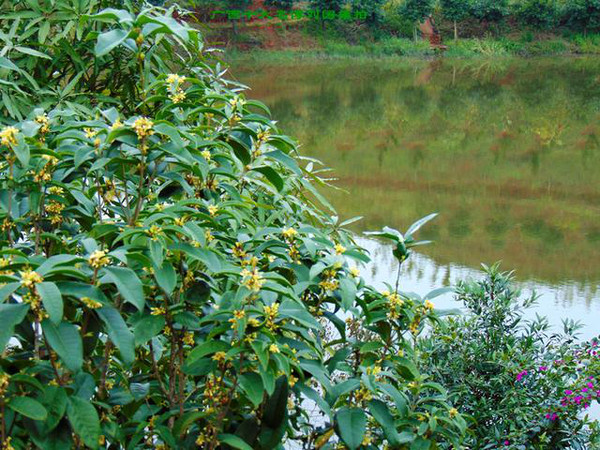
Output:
(231, 57), (600, 338)
(358, 236), (600, 340)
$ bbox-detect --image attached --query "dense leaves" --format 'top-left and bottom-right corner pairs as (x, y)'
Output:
(421, 265), (600, 449)
(0, 2), (465, 449)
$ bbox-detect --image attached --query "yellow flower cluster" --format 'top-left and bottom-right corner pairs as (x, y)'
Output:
(23, 291), (48, 321)
(288, 245), (300, 263)
(84, 128), (97, 139)
(0, 126), (18, 147)
(81, 296), (102, 309)
(334, 243), (346, 255)
(205, 229), (214, 242)
(183, 332), (195, 346)
(208, 205), (219, 216)
(229, 96), (246, 110)
(88, 250), (110, 269)
(20, 268), (43, 289)
(151, 306), (166, 316)
(256, 128), (271, 143)
(205, 178), (219, 191)
(166, 74), (186, 104)
(201, 150), (211, 161)
(424, 299), (435, 311)
(263, 303), (279, 331)
(229, 309), (246, 329)
(0, 258), (13, 276)
(269, 343), (280, 354)
(319, 268), (339, 292)
(383, 290), (404, 320)
(35, 114), (50, 135)
(354, 385), (373, 404)
(281, 227), (297, 240)
(146, 224), (163, 241)
(0, 373), (10, 395)
(212, 351), (227, 362)
(45, 200), (65, 225)
(241, 267), (265, 292)
(132, 117), (154, 139)
(241, 256), (259, 268)
(409, 318), (421, 334)
(166, 73), (185, 85)
(31, 155), (57, 183)
(110, 118), (123, 130)
(232, 242), (246, 259)
(48, 186), (64, 195)
(170, 91), (186, 104)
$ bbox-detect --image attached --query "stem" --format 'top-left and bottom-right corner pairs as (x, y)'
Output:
(394, 261), (403, 293)
(149, 340), (170, 398)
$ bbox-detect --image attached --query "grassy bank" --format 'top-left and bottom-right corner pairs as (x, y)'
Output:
(224, 34), (600, 61)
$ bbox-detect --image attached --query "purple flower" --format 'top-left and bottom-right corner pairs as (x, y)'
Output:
(565, 389), (573, 395)
(516, 370), (528, 381)
(539, 366), (548, 371)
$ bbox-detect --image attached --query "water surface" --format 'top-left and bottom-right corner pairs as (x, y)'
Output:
(231, 57), (600, 339)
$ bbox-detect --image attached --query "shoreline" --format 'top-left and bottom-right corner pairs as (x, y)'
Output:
(216, 36), (600, 62)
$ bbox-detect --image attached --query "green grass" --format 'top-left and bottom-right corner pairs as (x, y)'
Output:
(225, 34), (600, 62)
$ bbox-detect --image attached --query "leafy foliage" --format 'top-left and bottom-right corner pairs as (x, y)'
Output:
(421, 264), (600, 449)
(0, 2), (467, 449)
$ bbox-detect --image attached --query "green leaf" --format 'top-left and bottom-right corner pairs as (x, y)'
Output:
(67, 396), (100, 450)
(396, 357), (420, 381)
(42, 321), (83, 373)
(217, 434), (253, 450)
(0, 303), (29, 350)
(263, 376), (289, 429)
(0, 281), (20, 302)
(279, 299), (322, 330)
(134, 315), (165, 345)
(410, 437), (431, 450)
(405, 213), (438, 239)
(368, 399), (401, 445)
(154, 261), (177, 295)
(14, 45), (51, 59)
(238, 372), (264, 408)
(185, 340), (229, 364)
(8, 397), (48, 421)
(253, 166), (284, 191)
(335, 407), (366, 450)
(95, 29), (129, 56)
(339, 278), (357, 310)
(96, 307), (135, 366)
(36, 282), (63, 325)
(42, 386), (67, 432)
(103, 267), (144, 311)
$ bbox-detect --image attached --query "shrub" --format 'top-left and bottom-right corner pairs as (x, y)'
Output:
(0, 2), (466, 449)
(420, 264), (600, 449)
(561, 0), (600, 34)
(512, 0), (559, 29)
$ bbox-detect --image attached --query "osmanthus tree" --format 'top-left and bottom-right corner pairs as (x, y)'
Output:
(0, 2), (467, 450)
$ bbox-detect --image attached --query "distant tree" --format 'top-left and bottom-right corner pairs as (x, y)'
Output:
(561, 0), (600, 34)
(401, 0), (435, 40)
(401, 0), (435, 22)
(470, 0), (508, 24)
(351, 0), (386, 24)
(264, 0), (296, 10)
(512, 0), (558, 29)
(309, 0), (347, 13)
(441, 0), (472, 39)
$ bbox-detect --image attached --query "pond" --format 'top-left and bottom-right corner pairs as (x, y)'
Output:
(231, 57), (600, 341)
